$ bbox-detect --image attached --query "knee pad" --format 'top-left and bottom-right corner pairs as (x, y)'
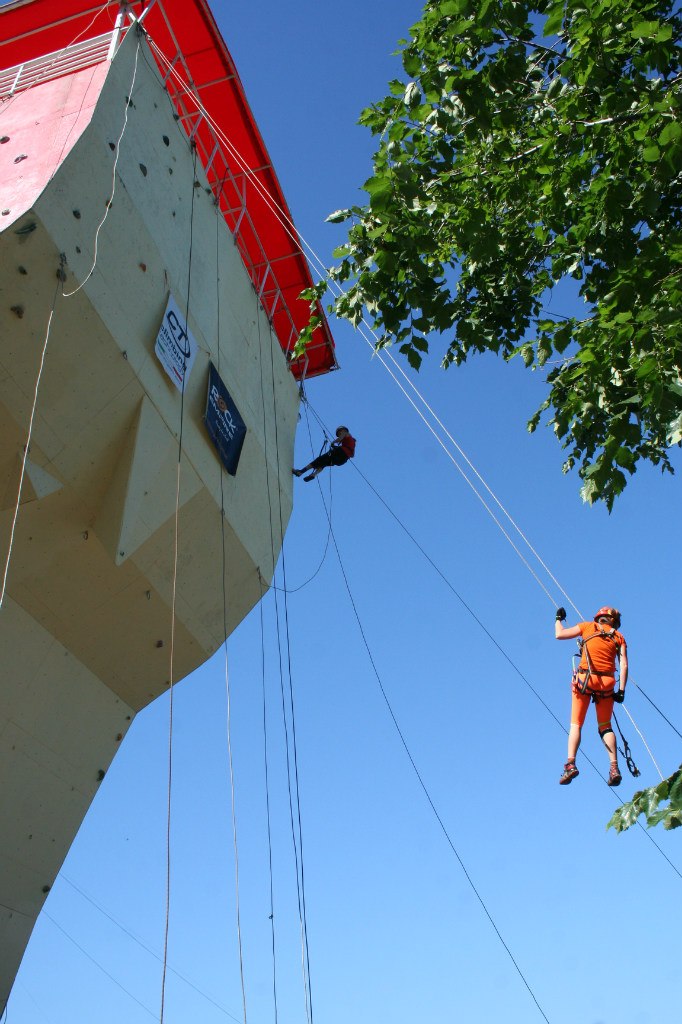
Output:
(598, 725), (614, 739)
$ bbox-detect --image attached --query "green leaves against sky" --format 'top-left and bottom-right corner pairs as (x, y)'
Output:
(304, 0), (682, 509)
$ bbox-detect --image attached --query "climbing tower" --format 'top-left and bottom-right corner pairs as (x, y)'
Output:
(0, 0), (336, 1004)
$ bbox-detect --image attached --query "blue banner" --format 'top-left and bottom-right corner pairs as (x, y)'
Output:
(204, 363), (247, 476)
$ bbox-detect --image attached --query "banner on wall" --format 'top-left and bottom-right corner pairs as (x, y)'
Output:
(204, 362), (247, 476)
(154, 294), (198, 392)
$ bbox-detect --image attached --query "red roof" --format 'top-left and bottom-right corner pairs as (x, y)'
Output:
(0, 0), (337, 380)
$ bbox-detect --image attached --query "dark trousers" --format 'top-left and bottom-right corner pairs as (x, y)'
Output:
(310, 448), (349, 471)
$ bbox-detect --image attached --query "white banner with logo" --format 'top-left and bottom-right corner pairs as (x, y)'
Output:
(154, 294), (198, 392)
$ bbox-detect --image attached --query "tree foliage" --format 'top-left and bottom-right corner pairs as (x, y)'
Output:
(304, 0), (682, 508)
(607, 765), (682, 832)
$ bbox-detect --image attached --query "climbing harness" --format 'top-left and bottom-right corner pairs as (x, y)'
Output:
(572, 624), (622, 696)
(573, 667), (615, 700)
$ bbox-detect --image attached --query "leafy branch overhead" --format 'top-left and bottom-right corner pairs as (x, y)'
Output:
(607, 765), (682, 832)
(306, 0), (682, 509)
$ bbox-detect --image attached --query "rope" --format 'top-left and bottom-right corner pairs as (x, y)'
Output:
(215, 206), (249, 1024)
(257, 492), (332, 595)
(280, 555), (314, 1024)
(267, 322), (315, 1024)
(254, 399), (339, 599)
(158, 455), (179, 1024)
(44, 913), (155, 1015)
(259, 594), (280, 1024)
(385, 348), (581, 614)
(361, 342), (559, 602)
(60, 873), (243, 1022)
(632, 685), (682, 742)
(256, 300), (313, 1024)
(258, 428), (333, 595)
(0, 254), (65, 614)
(62, 36), (140, 298)
(316, 492), (552, 1023)
(159, 143), (198, 1024)
(257, 389), (333, 596)
(221, 501), (248, 1024)
(621, 706), (664, 780)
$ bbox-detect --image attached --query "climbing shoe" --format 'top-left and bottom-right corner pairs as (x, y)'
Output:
(292, 468), (304, 477)
(559, 760), (579, 785)
(303, 473), (316, 482)
(607, 763), (622, 787)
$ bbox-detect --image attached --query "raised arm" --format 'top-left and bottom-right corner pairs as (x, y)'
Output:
(554, 607), (582, 640)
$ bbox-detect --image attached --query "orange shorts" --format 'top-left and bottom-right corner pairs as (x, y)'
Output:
(570, 672), (616, 730)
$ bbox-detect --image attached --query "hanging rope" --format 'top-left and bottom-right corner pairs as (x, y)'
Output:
(256, 387), (333, 596)
(620, 707), (663, 780)
(45, 911), (157, 1019)
(62, 36), (141, 298)
(267, 349), (315, 1024)
(255, 300), (314, 1024)
(257, 394), (333, 596)
(258, 598), (278, 1024)
(634, 689), (682, 742)
(159, 143), (198, 1024)
(0, 254), (65, 614)
(59, 873), (244, 1022)
(215, 204), (249, 1024)
(313, 492), (552, 1023)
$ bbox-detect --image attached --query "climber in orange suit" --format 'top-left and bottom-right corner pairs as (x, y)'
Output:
(555, 606), (628, 787)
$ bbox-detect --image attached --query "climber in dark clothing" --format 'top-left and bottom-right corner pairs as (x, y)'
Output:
(293, 426), (356, 482)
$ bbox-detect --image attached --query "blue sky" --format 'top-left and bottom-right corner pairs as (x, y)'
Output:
(6, 3), (682, 1024)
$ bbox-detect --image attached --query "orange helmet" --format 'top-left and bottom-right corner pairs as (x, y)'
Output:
(594, 606), (621, 628)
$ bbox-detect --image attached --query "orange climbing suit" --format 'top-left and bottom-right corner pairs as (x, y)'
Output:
(570, 621), (627, 730)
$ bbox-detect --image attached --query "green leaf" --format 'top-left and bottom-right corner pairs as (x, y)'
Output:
(363, 175), (394, 211)
(607, 767), (682, 832)
(543, 4), (564, 37)
(630, 20), (661, 39)
(658, 121), (682, 147)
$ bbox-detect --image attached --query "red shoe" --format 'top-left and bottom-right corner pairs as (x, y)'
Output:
(559, 760), (579, 785)
(608, 763), (622, 787)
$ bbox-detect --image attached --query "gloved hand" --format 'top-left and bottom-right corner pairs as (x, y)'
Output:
(613, 689), (625, 703)
(555, 607), (567, 622)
